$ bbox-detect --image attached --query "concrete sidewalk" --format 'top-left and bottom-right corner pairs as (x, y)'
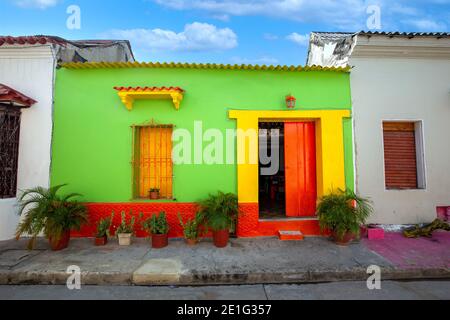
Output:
(0, 236), (449, 286)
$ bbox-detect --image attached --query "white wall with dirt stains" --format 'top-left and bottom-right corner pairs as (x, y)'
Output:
(350, 35), (450, 224)
(0, 45), (55, 240)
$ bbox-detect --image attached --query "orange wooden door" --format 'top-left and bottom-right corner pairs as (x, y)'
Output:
(284, 122), (317, 217)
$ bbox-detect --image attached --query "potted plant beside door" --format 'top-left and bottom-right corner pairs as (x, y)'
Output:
(142, 212), (170, 249)
(317, 189), (373, 246)
(15, 185), (88, 251)
(199, 192), (239, 248)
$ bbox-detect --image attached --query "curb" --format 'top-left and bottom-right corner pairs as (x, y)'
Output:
(1, 267), (448, 286)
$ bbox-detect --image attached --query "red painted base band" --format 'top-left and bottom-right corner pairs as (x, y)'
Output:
(237, 203), (322, 237)
(71, 202), (323, 238)
(72, 202), (198, 238)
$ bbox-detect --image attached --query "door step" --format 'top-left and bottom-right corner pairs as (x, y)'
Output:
(278, 230), (304, 241)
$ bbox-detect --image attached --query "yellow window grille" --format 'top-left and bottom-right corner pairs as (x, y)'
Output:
(132, 124), (173, 199)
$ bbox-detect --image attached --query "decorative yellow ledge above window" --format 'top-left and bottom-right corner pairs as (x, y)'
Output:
(114, 86), (185, 111)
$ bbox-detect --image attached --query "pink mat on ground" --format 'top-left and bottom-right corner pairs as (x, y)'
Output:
(363, 232), (450, 269)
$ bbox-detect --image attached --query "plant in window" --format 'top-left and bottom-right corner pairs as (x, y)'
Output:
(198, 192), (239, 248)
(115, 211), (136, 246)
(142, 212), (170, 249)
(15, 185), (88, 251)
(317, 189), (373, 246)
(149, 188), (160, 200)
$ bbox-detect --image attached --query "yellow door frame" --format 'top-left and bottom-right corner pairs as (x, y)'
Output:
(228, 109), (351, 204)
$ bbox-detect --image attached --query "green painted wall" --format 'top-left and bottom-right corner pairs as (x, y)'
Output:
(52, 67), (353, 202)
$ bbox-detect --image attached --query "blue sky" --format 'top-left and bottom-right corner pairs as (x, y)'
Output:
(1, 0), (449, 65)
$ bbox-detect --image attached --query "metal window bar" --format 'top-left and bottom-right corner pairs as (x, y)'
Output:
(131, 124), (174, 200)
(0, 108), (21, 199)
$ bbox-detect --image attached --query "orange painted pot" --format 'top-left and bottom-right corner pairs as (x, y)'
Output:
(49, 230), (71, 251)
(152, 234), (168, 249)
(95, 235), (108, 246)
(213, 229), (230, 248)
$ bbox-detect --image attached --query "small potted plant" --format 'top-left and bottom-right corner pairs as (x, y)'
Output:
(149, 188), (160, 200)
(317, 189), (373, 246)
(178, 212), (204, 246)
(116, 211), (135, 246)
(199, 192), (239, 248)
(15, 185), (88, 251)
(95, 214), (113, 246)
(142, 212), (170, 249)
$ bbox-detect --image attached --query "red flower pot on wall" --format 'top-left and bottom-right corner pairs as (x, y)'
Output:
(213, 229), (230, 248)
(49, 230), (71, 251)
(152, 234), (168, 249)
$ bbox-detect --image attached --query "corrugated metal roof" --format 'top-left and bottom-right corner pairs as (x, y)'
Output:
(0, 84), (37, 108)
(0, 35), (135, 62)
(311, 31), (450, 39)
(61, 61), (351, 73)
(358, 31), (450, 38)
(114, 86), (185, 93)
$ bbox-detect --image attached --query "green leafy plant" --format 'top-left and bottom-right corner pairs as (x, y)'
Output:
(178, 212), (204, 240)
(317, 189), (373, 239)
(198, 192), (239, 232)
(142, 212), (169, 235)
(115, 211), (136, 235)
(15, 185), (88, 250)
(96, 213), (114, 238)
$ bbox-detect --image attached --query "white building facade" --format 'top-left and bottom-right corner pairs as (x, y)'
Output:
(0, 36), (134, 240)
(308, 32), (450, 225)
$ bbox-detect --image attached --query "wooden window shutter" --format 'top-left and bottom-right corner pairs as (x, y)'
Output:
(383, 122), (418, 189)
(133, 125), (173, 199)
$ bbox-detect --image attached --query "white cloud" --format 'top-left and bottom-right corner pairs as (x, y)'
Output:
(286, 33), (309, 46)
(154, 0), (367, 30)
(12, 0), (59, 9)
(153, 0), (450, 32)
(401, 19), (447, 31)
(103, 22), (238, 52)
(230, 56), (279, 65)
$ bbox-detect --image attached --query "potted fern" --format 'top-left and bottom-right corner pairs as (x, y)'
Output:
(142, 212), (170, 249)
(15, 185), (88, 251)
(199, 192), (239, 248)
(94, 214), (113, 246)
(178, 212), (204, 246)
(116, 211), (135, 246)
(317, 189), (373, 246)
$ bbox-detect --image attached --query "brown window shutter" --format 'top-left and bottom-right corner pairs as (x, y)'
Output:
(383, 122), (418, 189)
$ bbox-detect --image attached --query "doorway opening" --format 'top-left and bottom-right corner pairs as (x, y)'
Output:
(259, 122), (286, 219)
(258, 121), (318, 220)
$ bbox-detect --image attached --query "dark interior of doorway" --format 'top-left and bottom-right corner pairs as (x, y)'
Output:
(259, 122), (286, 219)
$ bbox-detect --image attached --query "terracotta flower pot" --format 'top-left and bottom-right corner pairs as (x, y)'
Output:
(95, 235), (108, 246)
(186, 238), (199, 246)
(213, 229), (229, 248)
(332, 231), (355, 246)
(118, 233), (132, 246)
(49, 230), (71, 251)
(152, 234), (168, 249)
(149, 192), (160, 200)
